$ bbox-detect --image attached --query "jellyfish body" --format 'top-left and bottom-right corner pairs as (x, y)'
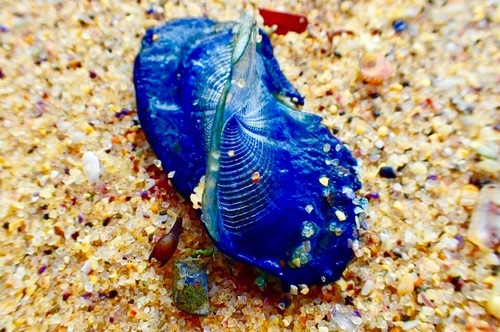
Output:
(134, 16), (364, 286)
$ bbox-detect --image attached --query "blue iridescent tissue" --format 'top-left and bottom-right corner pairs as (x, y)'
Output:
(134, 16), (365, 286)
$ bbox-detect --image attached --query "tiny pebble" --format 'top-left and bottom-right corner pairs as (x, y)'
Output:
(486, 295), (500, 319)
(378, 166), (397, 178)
(471, 142), (498, 159)
(397, 273), (414, 295)
(409, 161), (427, 175)
(108, 290), (118, 299)
(467, 184), (500, 249)
(374, 140), (384, 149)
(82, 260), (92, 274)
(365, 192), (380, 200)
(277, 298), (290, 311)
(37, 265), (47, 275)
(82, 152), (101, 184)
(335, 210), (346, 221)
(460, 184), (479, 207)
(145, 225), (156, 235)
(392, 19), (408, 33)
(361, 279), (373, 295)
(377, 126), (389, 137)
(477, 160), (500, 174)
(402, 320), (419, 330)
(351, 315), (363, 325)
(319, 177), (329, 186)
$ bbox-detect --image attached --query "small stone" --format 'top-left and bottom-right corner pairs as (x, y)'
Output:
(277, 298), (290, 311)
(409, 162), (427, 175)
(392, 19), (408, 33)
(378, 166), (397, 178)
(251, 171), (261, 184)
(417, 77), (431, 88)
(173, 258), (209, 316)
(299, 284), (309, 295)
(190, 176), (205, 210)
(486, 295), (500, 319)
(335, 210), (347, 221)
(301, 221), (316, 238)
(82, 260), (92, 274)
(477, 160), (500, 174)
(397, 273), (414, 295)
(351, 240), (362, 257)
(377, 126), (389, 137)
(393, 201), (404, 212)
(108, 290), (118, 299)
(467, 184), (500, 250)
(39, 186), (54, 199)
(319, 177), (329, 186)
(361, 279), (373, 295)
(291, 257), (301, 268)
(460, 184), (479, 207)
(37, 265), (47, 275)
(145, 225), (155, 235)
(82, 152), (101, 184)
(330, 303), (358, 331)
(351, 315), (362, 325)
(389, 83), (403, 91)
(402, 321), (419, 331)
(374, 140), (384, 149)
(471, 142), (498, 159)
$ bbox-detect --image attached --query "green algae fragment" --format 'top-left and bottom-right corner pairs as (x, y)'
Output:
(191, 247), (215, 258)
(254, 274), (268, 291)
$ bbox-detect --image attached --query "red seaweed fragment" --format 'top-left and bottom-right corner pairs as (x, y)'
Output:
(259, 8), (308, 35)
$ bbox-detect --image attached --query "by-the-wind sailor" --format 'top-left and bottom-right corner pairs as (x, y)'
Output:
(133, 15), (364, 286)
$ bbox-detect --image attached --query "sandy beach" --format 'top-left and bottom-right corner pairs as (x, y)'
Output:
(0, 1), (499, 331)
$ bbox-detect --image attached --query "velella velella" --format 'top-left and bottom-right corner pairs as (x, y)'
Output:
(133, 15), (365, 286)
